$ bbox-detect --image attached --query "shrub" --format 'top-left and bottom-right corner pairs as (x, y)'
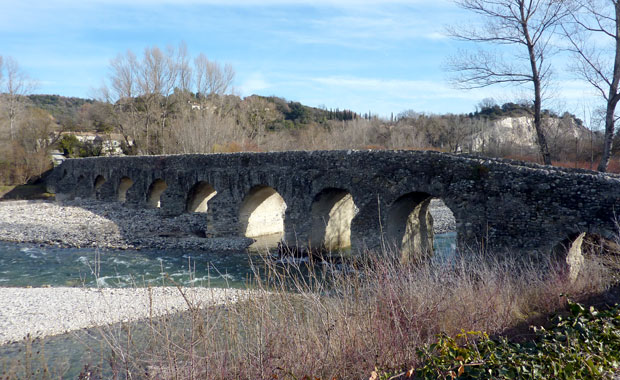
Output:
(412, 300), (620, 379)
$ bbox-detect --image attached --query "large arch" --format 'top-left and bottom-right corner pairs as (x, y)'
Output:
(146, 179), (168, 208)
(186, 181), (217, 213)
(239, 185), (287, 239)
(310, 188), (358, 251)
(386, 192), (435, 263)
(117, 176), (134, 202)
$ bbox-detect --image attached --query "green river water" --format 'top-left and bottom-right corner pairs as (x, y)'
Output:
(0, 232), (456, 378)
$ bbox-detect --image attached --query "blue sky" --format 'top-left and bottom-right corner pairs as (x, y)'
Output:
(0, 0), (598, 118)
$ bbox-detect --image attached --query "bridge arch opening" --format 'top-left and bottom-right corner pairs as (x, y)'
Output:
(186, 181), (217, 213)
(94, 175), (106, 190)
(239, 185), (287, 240)
(117, 176), (134, 202)
(387, 193), (434, 263)
(310, 188), (359, 251)
(147, 179), (167, 208)
(386, 193), (456, 263)
(93, 175), (106, 199)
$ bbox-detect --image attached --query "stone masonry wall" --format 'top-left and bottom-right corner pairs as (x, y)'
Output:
(45, 150), (620, 254)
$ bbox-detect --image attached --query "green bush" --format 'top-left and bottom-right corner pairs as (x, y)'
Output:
(412, 300), (620, 379)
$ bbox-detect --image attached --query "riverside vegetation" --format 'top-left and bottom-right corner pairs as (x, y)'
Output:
(4, 244), (618, 379)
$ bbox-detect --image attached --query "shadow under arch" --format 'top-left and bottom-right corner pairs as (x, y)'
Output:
(186, 181), (217, 213)
(93, 175), (106, 199)
(146, 179), (167, 208)
(386, 192), (436, 263)
(310, 188), (358, 251)
(117, 176), (134, 202)
(239, 185), (287, 241)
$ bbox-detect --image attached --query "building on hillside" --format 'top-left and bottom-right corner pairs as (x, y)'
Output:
(59, 132), (133, 156)
(50, 150), (66, 166)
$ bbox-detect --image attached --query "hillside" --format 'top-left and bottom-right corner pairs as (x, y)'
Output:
(0, 92), (608, 185)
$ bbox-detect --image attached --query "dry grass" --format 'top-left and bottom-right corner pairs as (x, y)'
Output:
(94, 247), (617, 380)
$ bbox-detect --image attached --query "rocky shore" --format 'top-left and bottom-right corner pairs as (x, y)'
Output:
(430, 198), (456, 234)
(0, 198), (456, 251)
(0, 286), (248, 345)
(0, 199), (253, 251)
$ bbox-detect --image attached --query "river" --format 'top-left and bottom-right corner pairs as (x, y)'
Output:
(0, 232), (456, 377)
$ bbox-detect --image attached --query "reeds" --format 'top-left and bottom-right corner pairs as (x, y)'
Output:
(99, 247), (617, 380)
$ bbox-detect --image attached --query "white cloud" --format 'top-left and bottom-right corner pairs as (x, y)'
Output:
(239, 72), (272, 95)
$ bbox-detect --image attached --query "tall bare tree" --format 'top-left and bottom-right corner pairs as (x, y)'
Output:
(104, 50), (141, 150)
(194, 53), (235, 97)
(176, 42), (192, 93)
(0, 56), (4, 92)
(447, 0), (570, 165)
(102, 44), (236, 155)
(563, 0), (620, 172)
(1, 57), (36, 140)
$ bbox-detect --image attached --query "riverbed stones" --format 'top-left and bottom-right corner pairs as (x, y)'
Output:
(0, 199), (253, 251)
(0, 287), (249, 345)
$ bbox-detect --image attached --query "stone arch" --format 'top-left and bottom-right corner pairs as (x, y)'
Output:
(94, 175), (106, 190)
(93, 175), (106, 199)
(310, 188), (359, 251)
(146, 179), (168, 208)
(117, 176), (134, 202)
(239, 185), (287, 239)
(186, 181), (217, 213)
(386, 192), (435, 263)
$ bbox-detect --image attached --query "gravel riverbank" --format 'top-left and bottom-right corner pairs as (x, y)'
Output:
(0, 287), (247, 345)
(0, 198), (456, 251)
(0, 199), (253, 251)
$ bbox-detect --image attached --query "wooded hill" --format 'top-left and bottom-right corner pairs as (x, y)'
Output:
(0, 92), (609, 185)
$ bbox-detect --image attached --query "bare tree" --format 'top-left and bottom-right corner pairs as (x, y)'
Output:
(102, 44), (237, 155)
(562, 0), (620, 172)
(0, 56), (3, 92)
(194, 53), (235, 97)
(2, 57), (36, 140)
(447, 0), (570, 165)
(104, 50), (141, 151)
(176, 42), (193, 93)
(138, 46), (178, 153)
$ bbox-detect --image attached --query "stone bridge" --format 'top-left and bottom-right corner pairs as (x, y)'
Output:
(45, 150), (620, 258)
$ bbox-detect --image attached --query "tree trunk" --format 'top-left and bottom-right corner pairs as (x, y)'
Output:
(597, 1), (620, 172)
(533, 82), (552, 165)
(522, 2), (552, 165)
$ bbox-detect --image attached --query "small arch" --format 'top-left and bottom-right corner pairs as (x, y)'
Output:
(117, 176), (134, 202)
(386, 192), (434, 263)
(94, 175), (106, 190)
(147, 179), (168, 208)
(239, 185), (287, 239)
(93, 175), (106, 199)
(310, 188), (359, 251)
(186, 181), (217, 213)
